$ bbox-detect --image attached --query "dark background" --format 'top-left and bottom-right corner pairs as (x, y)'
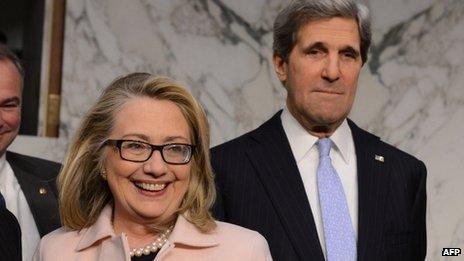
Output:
(0, 0), (46, 135)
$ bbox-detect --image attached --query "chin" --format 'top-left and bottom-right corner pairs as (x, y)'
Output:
(308, 112), (344, 126)
(132, 210), (164, 223)
(134, 203), (178, 221)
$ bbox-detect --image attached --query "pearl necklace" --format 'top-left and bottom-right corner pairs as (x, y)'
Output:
(129, 226), (173, 257)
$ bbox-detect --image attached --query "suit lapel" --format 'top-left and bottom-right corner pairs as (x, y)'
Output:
(6, 152), (60, 237)
(349, 120), (390, 260)
(245, 111), (325, 260)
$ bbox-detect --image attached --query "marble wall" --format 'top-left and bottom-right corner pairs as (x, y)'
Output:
(10, 0), (463, 259)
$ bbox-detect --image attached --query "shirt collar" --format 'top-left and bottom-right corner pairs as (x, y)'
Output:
(281, 107), (318, 163)
(0, 153), (7, 174)
(0, 153), (10, 186)
(330, 119), (352, 164)
(76, 205), (115, 251)
(281, 106), (352, 164)
(76, 205), (219, 252)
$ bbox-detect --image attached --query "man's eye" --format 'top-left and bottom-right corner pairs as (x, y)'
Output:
(308, 49), (322, 56)
(342, 51), (357, 59)
(3, 103), (19, 108)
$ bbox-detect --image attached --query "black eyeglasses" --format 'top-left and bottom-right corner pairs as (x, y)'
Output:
(104, 139), (195, 165)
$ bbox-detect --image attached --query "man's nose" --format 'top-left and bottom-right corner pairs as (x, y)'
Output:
(321, 54), (340, 83)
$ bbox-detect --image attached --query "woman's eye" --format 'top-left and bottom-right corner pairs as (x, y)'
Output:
(125, 142), (144, 150)
(167, 145), (183, 153)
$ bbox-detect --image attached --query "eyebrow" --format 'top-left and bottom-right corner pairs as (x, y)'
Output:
(303, 42), (328, 53)
(303, 42), (360, 57)
(164, 135), (190, 143)
(121, 134), (190, 143)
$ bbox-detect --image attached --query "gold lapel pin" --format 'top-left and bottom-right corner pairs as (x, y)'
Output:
(375, 155), (384, 162)
(38, 187), (47, 195)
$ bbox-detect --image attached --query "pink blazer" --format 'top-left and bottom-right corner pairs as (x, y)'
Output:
(33, 205), (272, 261)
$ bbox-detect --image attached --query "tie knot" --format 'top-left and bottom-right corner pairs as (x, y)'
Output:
(317, 138), (332, 157)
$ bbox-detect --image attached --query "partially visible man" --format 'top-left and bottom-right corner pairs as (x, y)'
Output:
(212, 1), (426, 261)
(0, 43), (61, 261)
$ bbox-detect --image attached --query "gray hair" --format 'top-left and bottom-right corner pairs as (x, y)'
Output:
(273, 0), (371, 64)
(0, 43), (25, 81)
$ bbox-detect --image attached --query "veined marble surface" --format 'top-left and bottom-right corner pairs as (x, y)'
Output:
(10, 0), (463, 259)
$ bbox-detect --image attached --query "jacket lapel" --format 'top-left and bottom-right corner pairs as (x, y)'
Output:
(348, 120), (390, 260)
(77, 205), (129, 261)
(99, 237), (130, 261)
(6, 152), (60, 237)
(245, 111), (325, 260)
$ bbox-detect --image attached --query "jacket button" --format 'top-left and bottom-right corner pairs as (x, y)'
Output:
(38, 187), (47, 195)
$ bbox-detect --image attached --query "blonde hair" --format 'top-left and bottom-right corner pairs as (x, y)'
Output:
(59, 73), (216, 233)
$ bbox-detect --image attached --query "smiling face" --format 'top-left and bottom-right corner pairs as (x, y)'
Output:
(274, 17), (362, 137)
(0, 60), (21, 156)
(104, 96), (192, 225)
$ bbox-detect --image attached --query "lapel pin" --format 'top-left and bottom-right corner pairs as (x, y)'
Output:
(375, 155), (384, 162)
(38, 187), (47, 195)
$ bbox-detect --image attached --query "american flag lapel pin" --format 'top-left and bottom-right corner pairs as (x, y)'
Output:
(375, 155), (384, 162)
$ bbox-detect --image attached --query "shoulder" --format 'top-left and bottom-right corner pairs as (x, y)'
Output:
(210, 130), (255, 173)
(211, 132), (250, 156)
(6, 151), (61, 178)
(212, 111), (283, 155)
(35, 227), (84, 259)
(213, 221), (271, 259)
(350, 121), (426, 180)
(378, 139), (427, 187)
(214, 221), (264, 239)
(349, 120), (425, 166)
(6, 151), (61, 169)
(378, 139), (424, 165)
(40, 227), (83, 245)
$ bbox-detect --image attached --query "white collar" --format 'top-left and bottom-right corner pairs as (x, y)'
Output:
(0, 153), (7, 173)
(281, 107), (352, 164)
(0, 153), (8, 183)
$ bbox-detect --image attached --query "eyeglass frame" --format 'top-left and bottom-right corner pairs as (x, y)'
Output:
(103, 139), (195, 165)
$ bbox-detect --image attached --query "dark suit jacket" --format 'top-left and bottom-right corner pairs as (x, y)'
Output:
(212, 111), (427, 261)
(0, 207), (22, 261)
(6, 151), (61, 237)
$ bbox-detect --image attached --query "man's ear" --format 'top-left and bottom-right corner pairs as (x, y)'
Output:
(273, 53), (288, 83)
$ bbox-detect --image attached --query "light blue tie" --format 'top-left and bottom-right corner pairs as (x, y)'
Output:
(317, 138), (356, 261)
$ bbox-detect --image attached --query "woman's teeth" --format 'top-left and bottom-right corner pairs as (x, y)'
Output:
(135, 182), (166, 192)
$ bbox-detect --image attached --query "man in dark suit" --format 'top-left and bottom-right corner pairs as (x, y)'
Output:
(212, 1), (426, 260)
(0, 43), (61, 260)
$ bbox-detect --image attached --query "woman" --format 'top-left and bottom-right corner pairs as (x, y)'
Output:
(33, 73), (272, 261)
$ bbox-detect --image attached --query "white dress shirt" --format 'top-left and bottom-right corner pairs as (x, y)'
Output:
(0, 154), (41, 261)
(281, 107), (358, 256)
